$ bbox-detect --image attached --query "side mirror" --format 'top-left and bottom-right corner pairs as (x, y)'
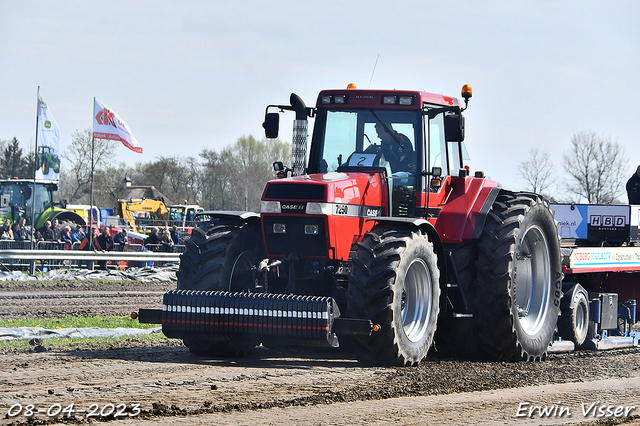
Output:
(444, 113), (465, 142)
(273, 161), (284, 172)
(263, 113), (280, 139)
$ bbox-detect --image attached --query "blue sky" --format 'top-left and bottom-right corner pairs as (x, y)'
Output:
(1, 1), (639, 195)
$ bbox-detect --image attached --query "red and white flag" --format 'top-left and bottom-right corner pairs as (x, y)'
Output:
(93, 98), (142, 153)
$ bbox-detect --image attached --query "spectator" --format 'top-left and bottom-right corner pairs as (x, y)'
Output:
(79, 227), (100, 251)
(161, 227), (174, 252)
(71, 225), (85, 243)
(96, 227), (114, 270)
(170, 225), (180, 245)
(78, 227), (101, 269)
(1, 220), (13, 240)
(51, 218), (62, 242)
(18, 218), (32, 241)
(41, 220), (56, 241)
(61, 226), (73, 245)
(146, 227), (161, 251)
(626, 165), (640, 204)
(113, 228), (128, 251)
(12, 222), (24, 241)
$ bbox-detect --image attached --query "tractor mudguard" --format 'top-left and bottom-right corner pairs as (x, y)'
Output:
(470, 186), (501, 240)
(198, 210), (261, 228)
(561, 283), (588, 310)
(368, 216), (447, 284)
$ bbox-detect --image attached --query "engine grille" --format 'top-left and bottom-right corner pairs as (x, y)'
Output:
(264, 183), (326, 200)
(263, 216), (327, 257)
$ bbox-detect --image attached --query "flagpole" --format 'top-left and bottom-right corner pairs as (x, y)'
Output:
(31, 87), (40, 250)
(89, 98), (95, 250)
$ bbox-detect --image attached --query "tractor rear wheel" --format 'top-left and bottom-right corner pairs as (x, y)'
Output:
(347, 225), (440, 366)
(176, 219), (265, 357)
(474, 192), (562, 361)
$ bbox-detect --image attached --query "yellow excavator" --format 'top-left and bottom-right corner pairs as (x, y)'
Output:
(117, 199), (204, 233)
(117, 198), (169, 233)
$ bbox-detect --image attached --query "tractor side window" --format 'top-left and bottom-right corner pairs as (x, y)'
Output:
(447, 141), (470, 174)
(428, 114), (448, 176)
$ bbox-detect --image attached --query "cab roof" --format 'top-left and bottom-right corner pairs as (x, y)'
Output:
(316, 88), (461, 110)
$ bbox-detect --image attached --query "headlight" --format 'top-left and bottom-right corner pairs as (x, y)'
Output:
(399, 96), (414, 105)
(261, 201), (281, 213)
(382, 95), (397, 104)
(304, 224), (319, 235)
(306, 202), (332, 215)
(273, 223), (286, 234)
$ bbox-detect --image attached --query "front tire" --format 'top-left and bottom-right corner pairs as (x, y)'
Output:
(176, 219), (265, 357)
(347, 225), (440, 366)
(474, 192), (562, 361)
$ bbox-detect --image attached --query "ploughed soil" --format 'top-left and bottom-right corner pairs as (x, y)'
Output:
(0, 280), (639, 425)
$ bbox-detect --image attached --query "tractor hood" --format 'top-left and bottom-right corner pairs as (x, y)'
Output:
(261, 171), (389, 260)
(262, 171), (388, 215)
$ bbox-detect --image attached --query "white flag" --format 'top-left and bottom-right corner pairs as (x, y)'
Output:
(93, 98), (143, 153)
(36, 88), (61, 181)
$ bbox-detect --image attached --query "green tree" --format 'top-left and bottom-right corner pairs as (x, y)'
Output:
(0, 137), (31, 179)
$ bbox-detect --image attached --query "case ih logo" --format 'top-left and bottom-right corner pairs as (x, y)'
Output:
(95, 108), (117, 128)
(590, 215), (625, 228)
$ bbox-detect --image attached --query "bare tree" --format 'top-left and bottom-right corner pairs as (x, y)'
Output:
(59, 128), (117, 203)
(561, 130), (628, 204)
(517, 148), (554, 196)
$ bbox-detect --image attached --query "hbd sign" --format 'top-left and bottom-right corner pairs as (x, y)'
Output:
(590, 215), (626, 228)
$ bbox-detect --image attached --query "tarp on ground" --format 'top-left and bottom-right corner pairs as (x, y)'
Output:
(0, 264), (178, 282)
(0, 326), (162, 341)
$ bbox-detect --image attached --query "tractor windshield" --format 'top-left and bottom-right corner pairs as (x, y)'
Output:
(310, 109), (420, 175)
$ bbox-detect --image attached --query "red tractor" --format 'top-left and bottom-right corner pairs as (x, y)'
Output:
(168, 84), (562, 365)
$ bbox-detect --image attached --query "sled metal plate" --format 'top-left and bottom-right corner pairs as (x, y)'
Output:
(160, 290), (340, 347)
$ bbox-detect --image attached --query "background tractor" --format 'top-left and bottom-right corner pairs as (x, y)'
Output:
(0, 179), (85, 232)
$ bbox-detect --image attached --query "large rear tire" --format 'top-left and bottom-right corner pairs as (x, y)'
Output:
(176, 219), (265, 357)
(474, 192), (562, 361)
(347, 225), (440, 366)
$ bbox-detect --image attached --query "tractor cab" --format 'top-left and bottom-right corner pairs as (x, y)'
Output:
(264, 85), (476, 223)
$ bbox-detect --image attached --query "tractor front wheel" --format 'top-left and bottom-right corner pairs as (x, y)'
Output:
(347, 225), (440, 366)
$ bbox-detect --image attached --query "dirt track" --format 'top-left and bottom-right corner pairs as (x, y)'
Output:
(1, 280), (639, 425)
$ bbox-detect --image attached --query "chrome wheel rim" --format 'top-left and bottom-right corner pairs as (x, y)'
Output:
(401, 258), (432, 343)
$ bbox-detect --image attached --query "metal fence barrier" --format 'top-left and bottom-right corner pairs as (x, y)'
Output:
(0, 241), (184, 274)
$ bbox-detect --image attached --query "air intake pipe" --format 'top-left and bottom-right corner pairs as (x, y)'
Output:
(290, 93), (308, 177)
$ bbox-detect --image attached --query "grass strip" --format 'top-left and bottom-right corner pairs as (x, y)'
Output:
(0, 315), (157, 330)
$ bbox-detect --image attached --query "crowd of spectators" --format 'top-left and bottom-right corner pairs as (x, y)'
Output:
(1, 218), (184, 254)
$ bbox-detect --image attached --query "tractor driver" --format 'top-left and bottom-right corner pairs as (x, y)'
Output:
(374, 122), (416, 174)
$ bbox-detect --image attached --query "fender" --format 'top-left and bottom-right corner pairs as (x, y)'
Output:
(198, 210), (261, 229)
(561, 282), (588, 309)
(470, 186), (502, 240)
(369, 216), (447, 288)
